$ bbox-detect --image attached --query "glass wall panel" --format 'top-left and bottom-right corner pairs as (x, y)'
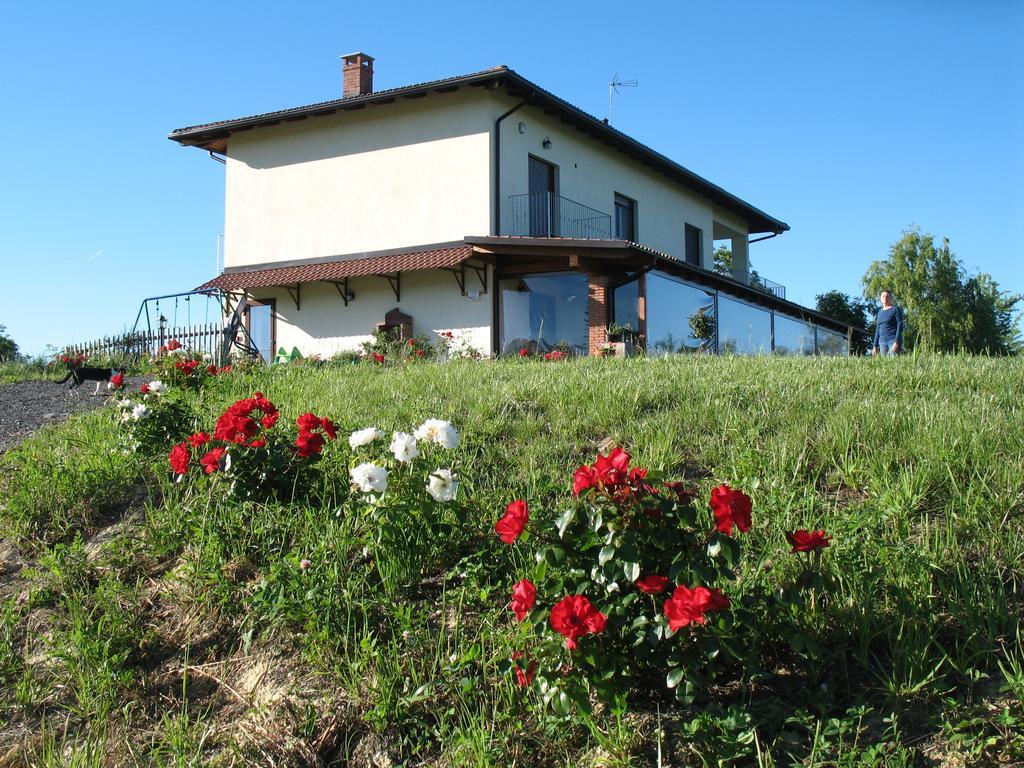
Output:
(815, 327), (849, 356)
(718, 293), (771, 355)
(645, 273), (716, 355)
(613, 279), (640, 332)
(500, 272), (589, 355)
(773, 313), (815, 356)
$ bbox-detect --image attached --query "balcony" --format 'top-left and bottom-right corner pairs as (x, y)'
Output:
(728, 269), (786, 300)
(508, 192), (613, 240)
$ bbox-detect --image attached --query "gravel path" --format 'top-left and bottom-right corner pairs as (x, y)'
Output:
(0, 379), (125, 453)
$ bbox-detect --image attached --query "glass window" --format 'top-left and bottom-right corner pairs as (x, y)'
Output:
(613, 278), (639, 332)
(718, 293), (771, 355)
(500, 272), (589, 355)
(645, 272), (716, 355)
(614, 194), (636, 241)
(815, 327), (849, 356)
(773, 313), (815, 356)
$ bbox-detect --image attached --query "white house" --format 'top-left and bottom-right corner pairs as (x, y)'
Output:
(170, 53), (852, 360)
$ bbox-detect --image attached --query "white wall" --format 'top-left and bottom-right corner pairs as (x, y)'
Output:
(496, 96), (749, 268)
(224, 91), (494, 268)
(245, 267), (493, 358)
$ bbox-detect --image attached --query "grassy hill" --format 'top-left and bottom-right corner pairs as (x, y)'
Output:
(1, 356), (1022, 766)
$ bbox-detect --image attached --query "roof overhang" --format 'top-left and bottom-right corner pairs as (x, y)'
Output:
(169, 67), (788, 235)
(466, 236), (857, 334)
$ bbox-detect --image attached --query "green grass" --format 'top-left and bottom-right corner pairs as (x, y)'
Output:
(1, 355), (1022, 765)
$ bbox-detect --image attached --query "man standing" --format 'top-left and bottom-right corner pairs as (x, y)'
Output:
(871, 290), (904, 356)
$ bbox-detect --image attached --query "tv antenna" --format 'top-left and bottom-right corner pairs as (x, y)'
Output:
(608, 73), (638, 126)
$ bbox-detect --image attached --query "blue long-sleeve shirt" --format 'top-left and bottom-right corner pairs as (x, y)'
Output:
(872, 305), (904, 348)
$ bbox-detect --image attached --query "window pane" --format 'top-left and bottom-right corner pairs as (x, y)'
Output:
(815, 327), (848, 355)
(773, 313), (815, 356)
(718, 293), (771, 355)
(500, 272), (589, 355)
(249, 305), (273, 362)
(645, 272), (716, 355)
(614, 196), (635, 241)
(613, 279), (639, 332)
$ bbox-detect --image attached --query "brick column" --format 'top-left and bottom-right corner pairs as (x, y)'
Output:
(587, 275), (609, 356)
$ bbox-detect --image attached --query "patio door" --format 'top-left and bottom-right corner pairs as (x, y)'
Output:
(245, 298), (276, 362)
(528, 156), (557, 236)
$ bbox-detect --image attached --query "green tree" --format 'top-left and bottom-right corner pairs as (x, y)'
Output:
(0, 324), (18, 361)
(862, 227), (1021, 354)
(814, 291), (876, 354)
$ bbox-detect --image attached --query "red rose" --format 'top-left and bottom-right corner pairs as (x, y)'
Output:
(407, 338), (415, 346)
(200, 447), (227, 475)
(296, 412), (320, 432)
(510, 579), (537, 621)
(319, 417), (337, 440)
(169, 443), (190, 475)
(109, 372), (125, 389)
(635, 575), (670, 594)
(416, 348), (425, 357)
(261, 412), (280, 430)
(518, 347), (529, 357)
(249, 438), (267, 448)
(187, 432), (210, 449)
(139, 384), (150, 394)
(207, 365), (218, 376)
(495, 500), (529, 545)
(785, 529), (831, 553)
(663, 585), (730, 631)
(511, 651), (537, 688)
(219, 365), (232, 374)
(572, 465), (599, 496)
(295, 431), (325, 458)
(372, 352), (385, 364)
(166, 339), (181, 351)
(709, 484), (752, 535)
(549, 595), (607, 651)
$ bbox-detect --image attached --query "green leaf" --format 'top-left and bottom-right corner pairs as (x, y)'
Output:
(555, 508), (575, 538)
(544, 546), (566, 566)
(622, 561), (640, 583)
(598, 545), (616, 565)
(666, 668), (685, 688)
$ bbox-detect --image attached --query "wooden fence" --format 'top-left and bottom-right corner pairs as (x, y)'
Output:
(66, 323), (227, 363)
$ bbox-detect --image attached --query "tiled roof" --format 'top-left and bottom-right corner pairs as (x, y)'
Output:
(195, 246), (473, 291)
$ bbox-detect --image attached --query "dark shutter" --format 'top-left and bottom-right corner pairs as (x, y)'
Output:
(685, 224), (702, 266)
(528, 157), (556, 236)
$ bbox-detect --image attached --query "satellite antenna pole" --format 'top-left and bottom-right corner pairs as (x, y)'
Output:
(608, 73), (638, 126)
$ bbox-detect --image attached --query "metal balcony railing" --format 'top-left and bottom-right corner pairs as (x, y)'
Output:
(508, 192), (613, 240)
(727, 269), (786, 300)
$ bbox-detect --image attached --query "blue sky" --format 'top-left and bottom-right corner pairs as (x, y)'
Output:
(1, 0), (1021, 354)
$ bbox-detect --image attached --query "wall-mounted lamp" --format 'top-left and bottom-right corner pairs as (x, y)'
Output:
(344, 291), (356, 302)
(542, 137), (552, 149)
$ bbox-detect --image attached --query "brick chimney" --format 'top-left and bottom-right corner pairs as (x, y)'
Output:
(341, 52), (374, 98)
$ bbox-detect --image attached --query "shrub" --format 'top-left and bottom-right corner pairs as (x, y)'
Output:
(495, 446), (753, 714)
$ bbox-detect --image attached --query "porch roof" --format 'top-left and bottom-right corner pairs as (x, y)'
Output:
(194, 245), (473, 291)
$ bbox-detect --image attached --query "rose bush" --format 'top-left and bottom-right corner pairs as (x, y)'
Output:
(497, 446), (753, 714)
(167, 392), (336, 500)
(148, 338), (231, 390)
(343, 418), (463, 590)
(113, 378), (192, 454)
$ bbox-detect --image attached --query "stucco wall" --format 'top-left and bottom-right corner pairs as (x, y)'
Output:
(244, 267), (493, 358)
(224, 91), (494, 268)
(495, 96), (748, 268)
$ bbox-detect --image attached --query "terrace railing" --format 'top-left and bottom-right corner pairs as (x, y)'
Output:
(508, 192), (613, 240)
(729, 269), (786, 300)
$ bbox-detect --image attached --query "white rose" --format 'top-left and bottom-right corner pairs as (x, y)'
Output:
(425, 469), (458, 503)
(389, 432), (420, 463)
(148, 380), (166, 395)
(131, 403), (149, 420)
(350, 462), (388, 493)
(413, 419), (460, 449)
(349, 427), (385, 449)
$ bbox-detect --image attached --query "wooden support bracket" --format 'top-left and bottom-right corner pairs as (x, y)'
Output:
(328, 279), (352, 307)
(377, 272), (400, 301)
(283, 283), (301, 311)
